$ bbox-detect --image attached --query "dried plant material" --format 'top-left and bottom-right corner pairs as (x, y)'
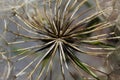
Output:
(96, 0), (119, 22)
(96, 0), (120, 35)
(106, 45), (120, 80)
(0, 0), (120, 80)
(108, 46), (120, 74)
(0, 0), (37, 17)
(0, 52), (13, 80)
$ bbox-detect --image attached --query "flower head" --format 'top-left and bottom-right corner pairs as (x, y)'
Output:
(2, 0), (119, 80)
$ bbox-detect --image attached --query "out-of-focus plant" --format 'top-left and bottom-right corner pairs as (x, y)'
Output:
(0, 0), (38, 18)
(0, 48), (13, 80)
(95, 0), (120, 79)
(0, 0), (120, 80)
(107, 46), (120, 80)
(96, 0), (120, 29)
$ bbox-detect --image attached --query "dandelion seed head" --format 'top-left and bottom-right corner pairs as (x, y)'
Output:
(0, 0), (119, 80)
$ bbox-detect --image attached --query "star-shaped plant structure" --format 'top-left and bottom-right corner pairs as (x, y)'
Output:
(2, 0), (120, 80)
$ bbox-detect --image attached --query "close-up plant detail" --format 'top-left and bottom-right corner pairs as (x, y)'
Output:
(0, 0), (120, 80)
